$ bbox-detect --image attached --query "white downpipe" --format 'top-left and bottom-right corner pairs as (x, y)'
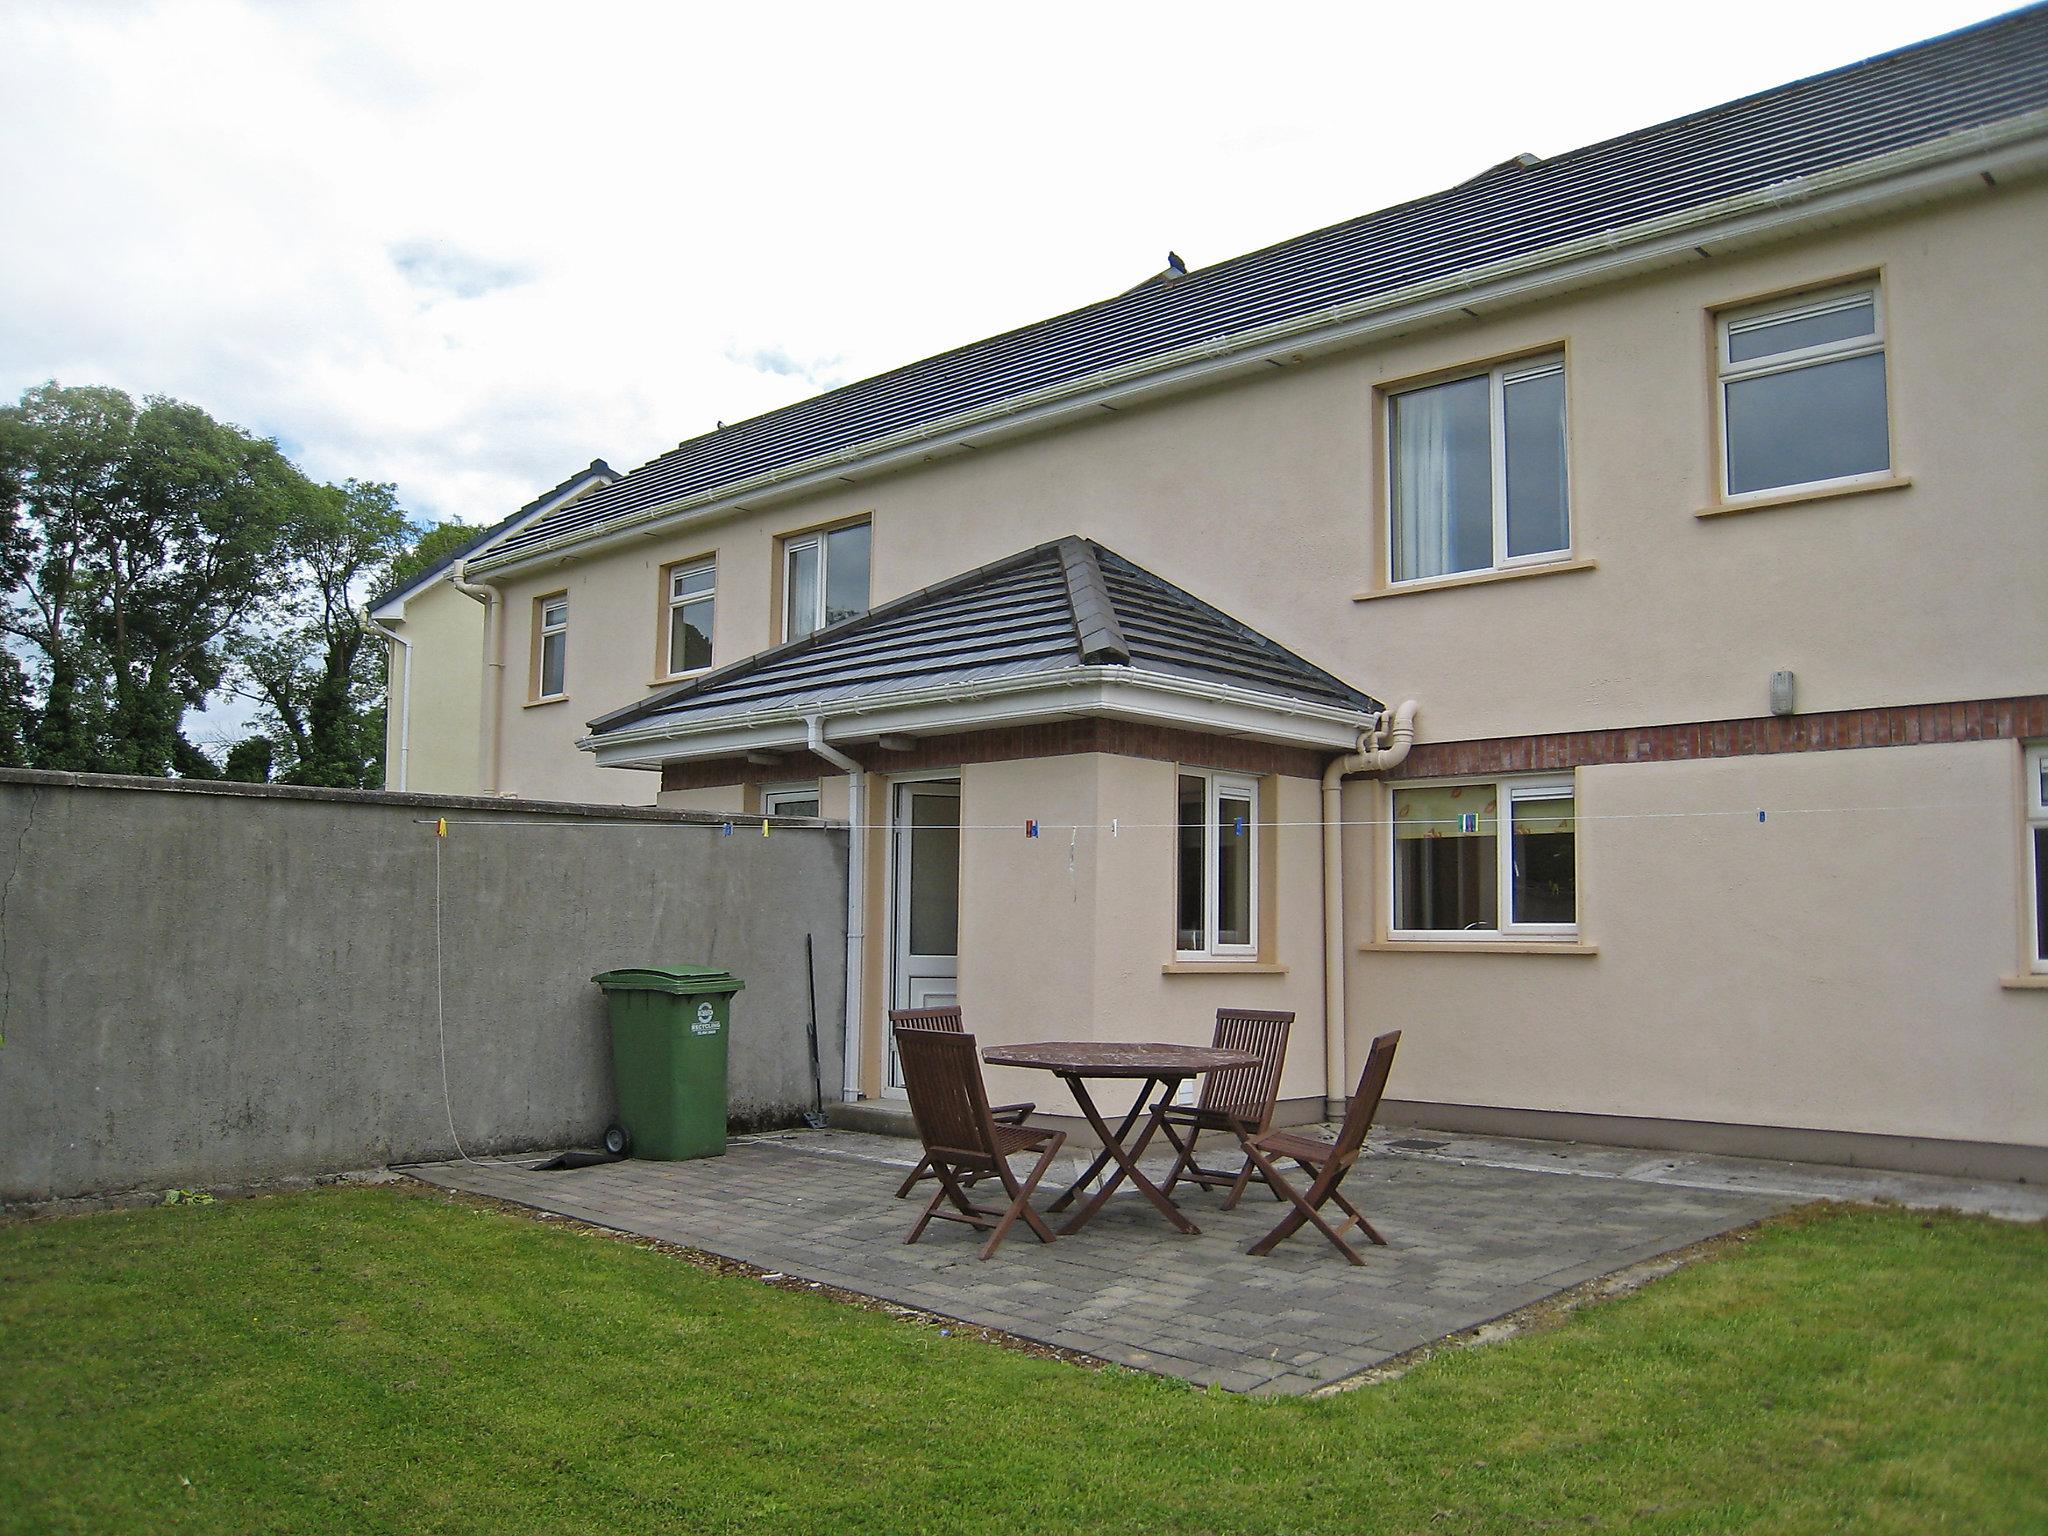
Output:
(362, 611), (412, 792)
(807, 715), (865, 1101)
(1321, 699), (1418, 1118)
(450, 558), (503, 796)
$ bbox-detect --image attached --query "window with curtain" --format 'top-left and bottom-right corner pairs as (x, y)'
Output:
(2027, 744), (2047, 974)
(1719, 284), (1888, 499)
(1392, 777), (1576, 937)
(783, 521), (872, 640)
(1388, 354), (1568, 583)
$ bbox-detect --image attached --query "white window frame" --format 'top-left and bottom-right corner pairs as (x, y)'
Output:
(782, 521), (871, 641)
(535, 594), (568, 700)
(1717, 283), (1889, 502)
(1385, 352), (1570, 586)
(664, 557), (716, 679)
(2027, 744), (2048, 974)
(1176, 769), (1260, 960)
(762, 782), (821, 818)
(1388, 774), (1578, 940)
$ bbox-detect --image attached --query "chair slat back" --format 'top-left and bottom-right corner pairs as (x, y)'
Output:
(1198, 1009), (1294, 1128)
(1329, 1030), (1402, 1164)
(893, 1026), (997, 1163)
(888, 1007), (964, 1033)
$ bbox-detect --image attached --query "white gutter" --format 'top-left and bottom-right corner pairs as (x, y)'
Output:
(584, 667), (1378, 766)
(449, 559), (503, 796)
(362, 610), (412, 792)
(1321, 700), (1417, 1119)
(468, 115), (2048, 580)
(806, 715), (866, 1102)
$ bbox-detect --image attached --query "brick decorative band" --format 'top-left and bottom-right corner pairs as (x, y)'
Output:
(659, 718), (1329, 793)
(1388, 695), (2048, 781)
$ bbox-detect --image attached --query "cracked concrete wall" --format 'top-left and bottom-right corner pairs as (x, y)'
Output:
(0, 771), (846, 1203)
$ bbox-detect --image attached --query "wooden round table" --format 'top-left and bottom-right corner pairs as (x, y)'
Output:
(980, 1041), (1257, 1235)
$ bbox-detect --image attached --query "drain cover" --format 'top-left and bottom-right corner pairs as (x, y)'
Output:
(1389, 1138), (1451, 1151)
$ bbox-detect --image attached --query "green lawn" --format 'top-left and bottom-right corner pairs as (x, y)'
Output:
(2, 1186), (2041, 1535)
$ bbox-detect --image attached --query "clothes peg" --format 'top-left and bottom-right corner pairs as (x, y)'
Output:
(1025, 819), (1039, 839)
(435, 817), (447, 838)
(1233, 815), (1246, 837)
(762, 819), (770, 837)
(721, 821), (733, 837)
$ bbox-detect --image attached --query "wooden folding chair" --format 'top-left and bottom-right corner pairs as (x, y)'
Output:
(888, 1008), (1036, 1198)
(893, 1025), (1066, 1261)
(1237, 1030), (1401, 1266)
(1157, 1008), (1293, 1206)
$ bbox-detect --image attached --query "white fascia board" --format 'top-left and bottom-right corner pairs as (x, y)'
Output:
(378, 468), (620, 611)
(581, 668), (1379, 769)
(471, 115), (2048, 581)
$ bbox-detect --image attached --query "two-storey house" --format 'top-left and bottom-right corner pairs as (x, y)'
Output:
(384, 9), (2048, 1180)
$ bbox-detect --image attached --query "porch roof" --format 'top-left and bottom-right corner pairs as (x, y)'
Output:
(583, 538), (1384, 765)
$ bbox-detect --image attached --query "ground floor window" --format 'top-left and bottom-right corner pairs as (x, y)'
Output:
(762, 782), (820, 818)
(1176, 769), (1259, 957)
(2027, 745), (2047, 973)
(1392, 776), (1576, 937)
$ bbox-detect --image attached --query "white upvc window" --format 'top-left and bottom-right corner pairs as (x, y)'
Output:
(1718, 283), (1890, 499)
(1387, 353), (1569, 584)
(1176, 770), (1259, 958)
(2027, 745), (2048, 974)
(1390, 776), (1577, 938)
(665, 558), (716, 677)
(534, 594), (568, 700)
(783, 521), (871, 641)
(762, 782), (821, 819)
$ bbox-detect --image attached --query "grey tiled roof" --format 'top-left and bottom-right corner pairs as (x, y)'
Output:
(587, 538), (1382, 736)
(368, 460), (617, 613)
(493, 8), (2048, 569)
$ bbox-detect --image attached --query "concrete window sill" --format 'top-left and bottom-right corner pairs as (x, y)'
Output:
(1353, 558), (1596, 603)
(1161, 961), (1289, 975)
(1359, 940), (1598, 957)
(523, 695), (570, 709)
(1999, 973), (2048, 990)
(1695, 473), (1911, 519)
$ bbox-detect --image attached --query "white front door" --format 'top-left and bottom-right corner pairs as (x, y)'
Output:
(887, 779), (961, 1096)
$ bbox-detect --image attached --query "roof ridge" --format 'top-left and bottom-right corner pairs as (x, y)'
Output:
(1056, 537), (1130, 666)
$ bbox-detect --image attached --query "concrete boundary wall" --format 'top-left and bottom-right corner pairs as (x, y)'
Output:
(0, 770), (847, 1204)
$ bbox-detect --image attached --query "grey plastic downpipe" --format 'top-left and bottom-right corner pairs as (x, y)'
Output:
(361, 610), (412, 791)
(1322, 699), (1418, 1118)
(449, 557), (503, 795)
(806, 715), (865, 1101)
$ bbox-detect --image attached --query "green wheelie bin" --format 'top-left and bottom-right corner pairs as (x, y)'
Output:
(593, 966), (745, 1160)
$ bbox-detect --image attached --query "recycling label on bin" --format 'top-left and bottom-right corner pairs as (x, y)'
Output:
(690, 1001), (721, 1036)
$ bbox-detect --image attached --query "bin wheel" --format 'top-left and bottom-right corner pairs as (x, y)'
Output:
(602, 1123), (632, 1157)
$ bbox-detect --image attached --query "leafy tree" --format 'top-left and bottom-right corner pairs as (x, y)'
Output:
(0, 382), (310, 775)
(220, 734), (274, 784)
(380, 519), (480, 598)
(228, 479), (409, 787)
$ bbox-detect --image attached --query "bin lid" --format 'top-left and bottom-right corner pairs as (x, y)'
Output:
(592, 966), (746, 997)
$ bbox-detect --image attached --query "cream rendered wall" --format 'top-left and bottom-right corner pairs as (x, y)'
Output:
(486, 183), (2046, 796)
(1344, 740), (2048, 1148)
(380, 578), (485, 796)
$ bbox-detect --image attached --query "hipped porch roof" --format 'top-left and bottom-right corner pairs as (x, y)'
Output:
(583, 538), (1384, 766)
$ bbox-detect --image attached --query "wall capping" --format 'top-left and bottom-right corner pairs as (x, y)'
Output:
(1389, 695), (2048, 781)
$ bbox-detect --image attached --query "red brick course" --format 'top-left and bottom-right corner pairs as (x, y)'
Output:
(1387, 695), (2048, 781)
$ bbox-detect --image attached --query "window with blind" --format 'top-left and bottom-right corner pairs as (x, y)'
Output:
(1391, 777), (1577, 937)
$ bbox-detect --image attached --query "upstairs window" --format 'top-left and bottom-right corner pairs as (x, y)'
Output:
(533, 593), (568, 700)
(1719, 284), (1889, 498)
(665, 558), (716, 677)
(1176, 770), (1258, 958)
(783, 521), (871, 640)
(1391, 777), (1576, 938)
(1388, 354), (1569, 583)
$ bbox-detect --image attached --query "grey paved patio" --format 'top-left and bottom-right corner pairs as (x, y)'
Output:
(408, 1126), (1797, 1394)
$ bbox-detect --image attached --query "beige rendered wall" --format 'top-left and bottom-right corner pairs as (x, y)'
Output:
(1343, 739), (2048, 1149)
(380, 579), (485, 796)
(485, 182), (2046, 798)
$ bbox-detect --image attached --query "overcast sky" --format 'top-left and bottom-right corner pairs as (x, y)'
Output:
(0, 0), (2011, 534)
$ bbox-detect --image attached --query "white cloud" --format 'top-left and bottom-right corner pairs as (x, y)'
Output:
(0, 0), (2006, 530)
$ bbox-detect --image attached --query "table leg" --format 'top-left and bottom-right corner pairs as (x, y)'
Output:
(1046, 1074), (1157, 1212)
(1058, 1074), (1200, 1236)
